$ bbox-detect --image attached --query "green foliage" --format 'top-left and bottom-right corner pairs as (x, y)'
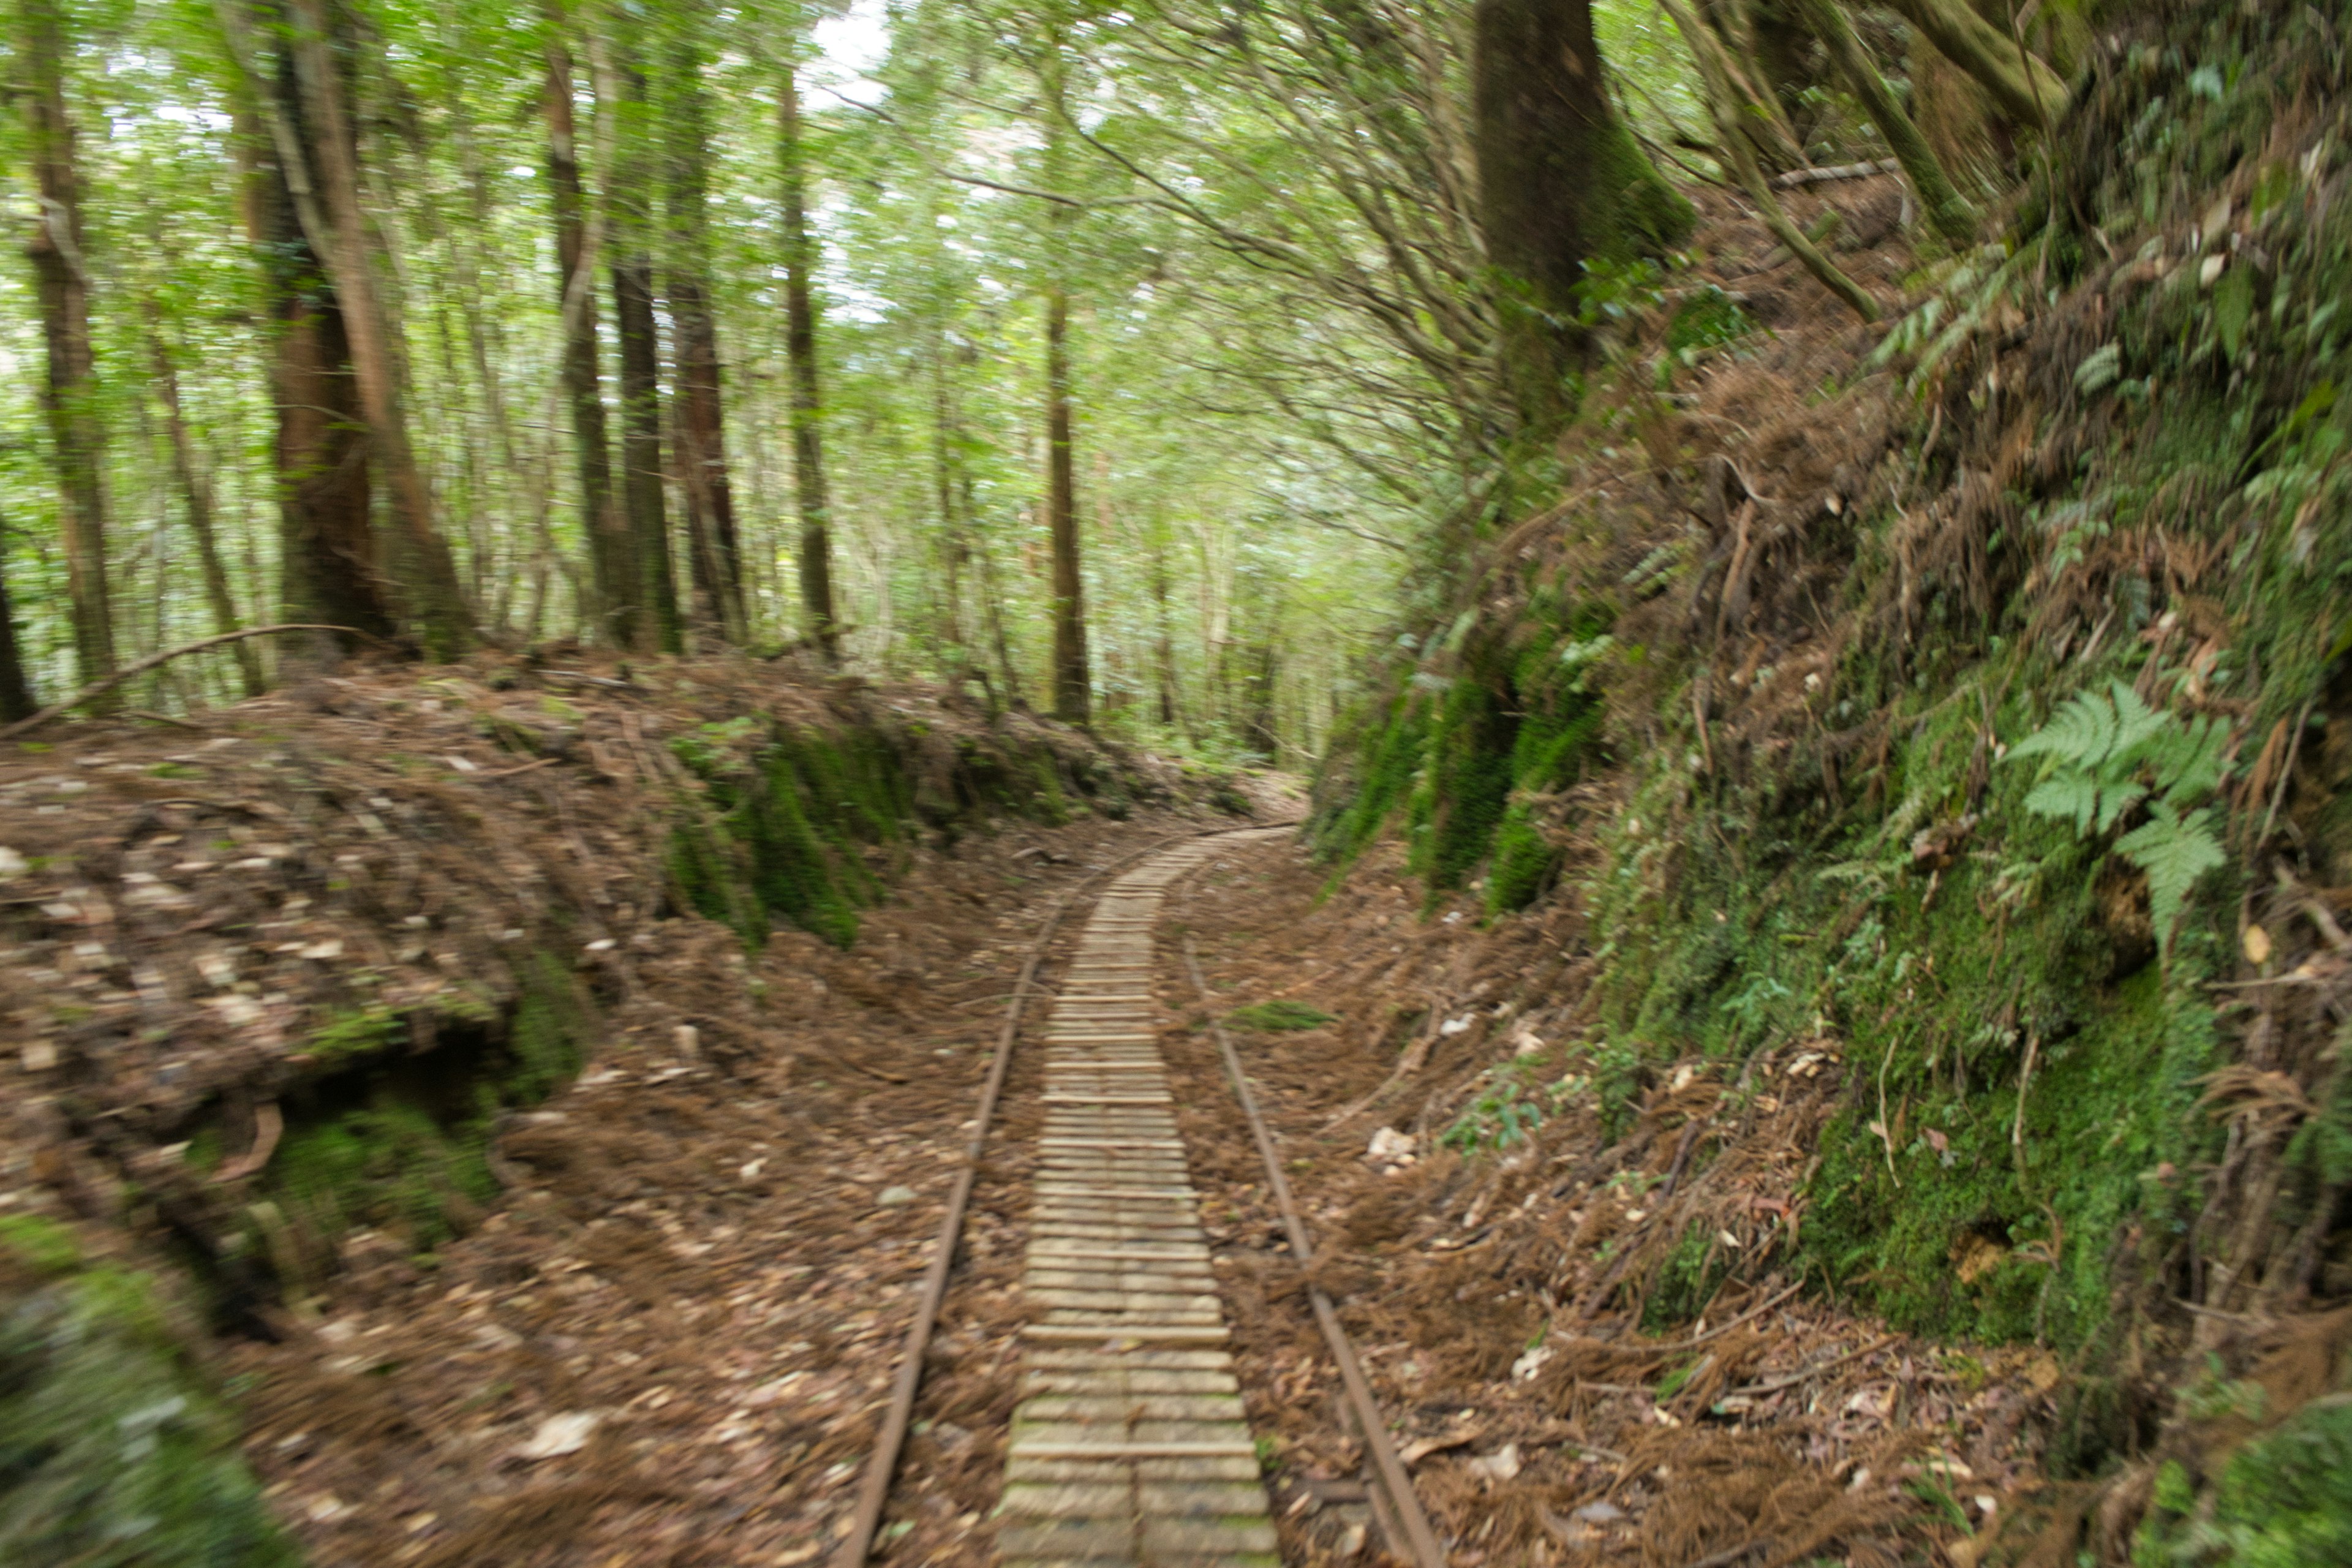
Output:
(1226, 1000), (1334, 1031)
(1442, 1074), (1552, 1154)
(0, 1235), (298, 1567)
(2007, 680), (2230, 834)
(2007, 681), (2233, 953)
(2202, 1398), (2352, 1567)
(1664, 285), (1755, 365)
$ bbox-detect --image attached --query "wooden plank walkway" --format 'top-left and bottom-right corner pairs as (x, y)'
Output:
(998, 840), (1279, 1567)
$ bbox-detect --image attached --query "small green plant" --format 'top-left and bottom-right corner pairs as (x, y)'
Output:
(2007, 680), (2233, 953)
(1442, 1077), (1547, 1153)
(1226, 1000), (1333, 1031)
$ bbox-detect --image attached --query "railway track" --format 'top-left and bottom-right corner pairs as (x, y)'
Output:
(834, 826), (1444, 1567)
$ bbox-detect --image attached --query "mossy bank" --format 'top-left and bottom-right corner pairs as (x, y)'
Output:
(1311, 0), (2352, 1550)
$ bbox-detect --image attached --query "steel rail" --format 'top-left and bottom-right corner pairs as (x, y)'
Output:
(830, 821), (1275, 1568)
(1182, 930), (1450, 1568)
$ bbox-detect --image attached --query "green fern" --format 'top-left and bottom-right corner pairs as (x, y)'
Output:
(2117, 802), (2228, 955)
(2008, 681), (2236, 955)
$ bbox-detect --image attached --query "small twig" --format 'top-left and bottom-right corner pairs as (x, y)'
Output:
(2258, 698), (2316, 846)
(1728, 1333), (1902, 1397)
(2012, 1030), (2042, 1195)
(1652, 1281), (1806, 1351)
(480, 756), (561, 779)
(1687, 1534), (1773, 1568)
(124, 709), (209, 732)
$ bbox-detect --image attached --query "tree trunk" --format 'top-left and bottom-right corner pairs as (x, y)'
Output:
(1662, 0), (1877, 322)
(1152, 532), (1180, 731)
(1043, 285), (1089, 723)
(779, 60), (839, 660)
(146, 311), (266, 696)
(608, 42), (679, 655)
(234, 88), (391, 671)
(21, 0), (117, 708)
(1882, 0), (2067, 129)
(1041, 18), (1089, 724)
(662, 13), (745, 646)
(0, 514), (37, 723)
(268, 0), (472, 658)
(1793, 0), (1975, 244)
(1472, 0), (1693, 435)
(544, 12), (632, 648)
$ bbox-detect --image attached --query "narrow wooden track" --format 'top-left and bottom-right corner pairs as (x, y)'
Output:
(995, 836), (1276, 1566)
(835, 825), (1442, 1568)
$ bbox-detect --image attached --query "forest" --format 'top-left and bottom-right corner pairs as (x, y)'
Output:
(4, 0), (2351, 1566)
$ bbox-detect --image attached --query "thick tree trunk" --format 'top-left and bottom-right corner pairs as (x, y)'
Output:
(147, 313), (265, 696)
(544, 17), (632, 647)
(608, 46), (679, 655)
(1472, 0), (1693, 435)
(273, 0), (472, 658)
(228, 31), (391, 671)
(663, 17), (745, 646)
(780, 64), (839, 660)
(0, 517), (37, 723)
(21, 0), (117, 708)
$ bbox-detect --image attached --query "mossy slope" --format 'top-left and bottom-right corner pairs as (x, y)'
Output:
(1312, 0), (2352, 1526)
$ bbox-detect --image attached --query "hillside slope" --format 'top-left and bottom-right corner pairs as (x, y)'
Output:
(1309, 1), (2352, 1557)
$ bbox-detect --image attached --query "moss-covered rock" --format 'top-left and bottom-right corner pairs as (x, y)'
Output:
(0, 1217), (298, 1567)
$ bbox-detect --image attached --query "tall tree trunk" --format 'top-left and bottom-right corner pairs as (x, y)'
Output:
(1471, 0), (1693, 435)
(1882, 0), (2067, 129)
(273, 0), (472, 657)
(779, 58), (839, 660)
(1152, 532), (1179, 730)
(662, 12), (745, 646)
(234, 90), (390, 669)
(146, 311), (265, 696)
(544, 12), (631, 647)
(1793, 0), (1975, 243)
(21, 0), (117, 709)
(1041, 16), (1089, 724)
(0, 513), (37, 723)
(608, 41), (679, 655)
(1662, 0), (1877, 321)
(932, 332), (971, 672)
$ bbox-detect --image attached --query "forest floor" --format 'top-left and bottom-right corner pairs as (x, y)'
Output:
(218, 824), (2051, 1568)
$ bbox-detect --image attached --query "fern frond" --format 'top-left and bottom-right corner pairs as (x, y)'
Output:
(2149, 713), (2233, 804)
(2024, 772), (2102, 834)
(2008, 687), (2120, 769)
(2117, 802), (2226, 955)
(2093, 781), (2149, 835)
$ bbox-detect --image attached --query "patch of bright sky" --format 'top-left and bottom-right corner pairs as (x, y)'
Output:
(806, 0), (891, 105)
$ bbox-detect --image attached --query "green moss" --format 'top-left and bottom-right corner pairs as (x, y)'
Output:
(1406, 674), (1517, 895)
(1227, 1001), (1335, 1031)
(2202, 1398), (2352, 1567)
(1, 1233), (298, 1567)
(305, 1005), (405, 1063)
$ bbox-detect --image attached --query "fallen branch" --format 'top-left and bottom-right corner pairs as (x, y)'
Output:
(1771, 157), (1901, 187)
(0, 625), (368, 739)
